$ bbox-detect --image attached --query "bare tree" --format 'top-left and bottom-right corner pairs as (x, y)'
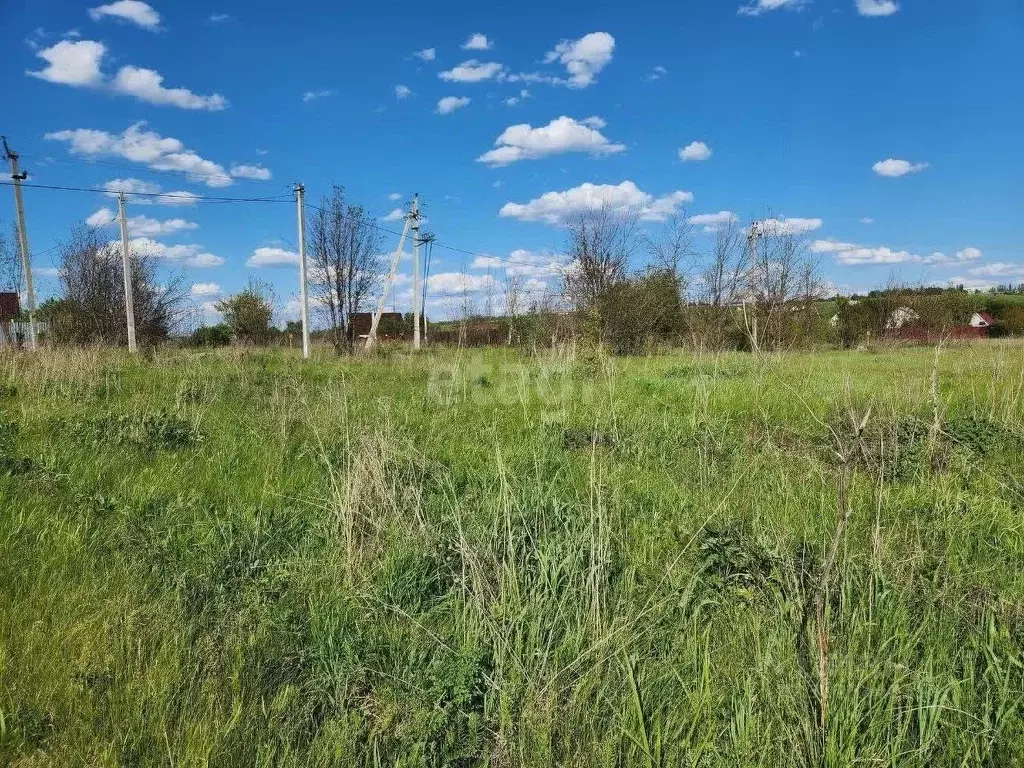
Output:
(692, 218), (750, 349)
(308, 186), (385, 353)
(644, 213), (694, 283)
(47, 224), (188, 346)
(503, 273), (523, 345)
(0, 221), (21, 293)
(741, 221), (825, 352)
(562, 205), (638, 310)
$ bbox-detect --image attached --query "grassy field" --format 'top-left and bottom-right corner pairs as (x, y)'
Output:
(2, 342), (1023, 766)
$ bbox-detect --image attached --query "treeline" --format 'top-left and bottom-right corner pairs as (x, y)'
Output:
(4, 202), (1022, 355)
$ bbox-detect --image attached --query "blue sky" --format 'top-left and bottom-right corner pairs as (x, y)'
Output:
(3, 0), (1022, 322)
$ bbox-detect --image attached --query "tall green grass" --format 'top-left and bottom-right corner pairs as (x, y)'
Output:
(1, 343), (1022, 766)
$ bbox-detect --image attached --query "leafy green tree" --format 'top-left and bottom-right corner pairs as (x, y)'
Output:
(215, 280), (275, 345)
(190, 323), (232, 347)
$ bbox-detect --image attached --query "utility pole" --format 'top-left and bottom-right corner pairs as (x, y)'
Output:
(116, 193), (138, 352)
(295, 183), (310, 359)
(365, 198), (414, 351)
(412, 195), (422, 350)
(2, 136), (37, 350)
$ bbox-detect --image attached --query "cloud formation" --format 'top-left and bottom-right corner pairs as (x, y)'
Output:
(500, 181), (693, 224)
(811, 238), (982, 266)
(462, 34), (492, 51)
(689, 211), (738, 232)
(856, 0), (899, 16)
(477, 116), (625, 166)
(439, 60), (505, 83)
(738, 0), (804, 16)
(28, 40), (228, 111)
(88, 1), (160, 29)
(437, 96), (471, 114)
(873, 158), (929, 177)
(26, 39), (105, 86)
(230, 164), (272, 181)
(247, 247), (299, 268)
(679, 141), (712, 162)
(102, 178), (201, 206)
(543, 32), (615, 88)
(46, 122), (235, 187)
(128, 237), (224, 267)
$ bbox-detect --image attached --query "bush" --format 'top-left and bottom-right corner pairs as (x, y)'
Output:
(190, 323), (232, 347)
(215, 280), (275, 345)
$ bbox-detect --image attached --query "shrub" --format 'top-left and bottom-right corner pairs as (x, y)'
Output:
(190, 323), (232, 347)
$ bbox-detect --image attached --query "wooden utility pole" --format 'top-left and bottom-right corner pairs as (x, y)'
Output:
(295, 183), (310, 359)
(117, 192), (138, 353)
(2, 137), (37, 350)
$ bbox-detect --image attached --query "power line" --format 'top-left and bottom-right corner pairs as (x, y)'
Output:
(7, 177), (564, 274)
(0, 180), (292, 204)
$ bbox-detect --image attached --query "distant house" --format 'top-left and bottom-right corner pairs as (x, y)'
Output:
(885, 306), (919, 330)
(347, 312), (407, 340)
(970, 311), (995, 328)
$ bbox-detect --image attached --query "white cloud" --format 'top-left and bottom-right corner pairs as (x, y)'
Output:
(86, 206), (198, 236)
(956, 247), (982, 262)
(427, 272), (497, 295)
(28, 41), (227, 111)
(230, 164), (271, 181)
(127, 237), (224, 267)
(645, 65), (668, 81)
(302, 89), (333, 102)
(689, 211), (738, 232)
(679, 141), (712, 162)
(968, 262), (1024, 278)
(27, 40), (106, 86)
(381, 208), (405, 221)
(190, 282), (221, 297)
(388, 192), (402, 201)
(477, 116), (625, 166)
(504, 88), (530, 106)
(811, 238), (982, 266)
(462, 33), (493, 50)
(437, 96), (471, 114)
(873, 158), (929, 177)
(738, 0), (804, 16)
(439, 60), (505, 83)
(395, 84), (412, 99)
(414, 47), (436, 61)
(856, 0), (899, 16)
(859, 217), (875, 224)
(101, 178), (201, 206)
(544, 32), (615, 88)
(752, 218), (823, 236)
(88, 1), (160, 29)
(111, 65), (228, 110)
(87, 208), (116, 227)
(46, 122), (233, 187)
(209, 13), (230, 22)
(500, 181), (694, 224)
(471, 249), (565, 278)
(246, 247), (299, 268)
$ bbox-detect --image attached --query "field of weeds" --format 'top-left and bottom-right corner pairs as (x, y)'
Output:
(2, 343), (1023, 766)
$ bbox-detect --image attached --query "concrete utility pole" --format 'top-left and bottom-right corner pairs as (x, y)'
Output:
(2, 136), (37, 350)
(365, 198), (414, 350)
(117, 192), (138, 353)
(412, 195), (422, 350)
(295, 183), (310, 359)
